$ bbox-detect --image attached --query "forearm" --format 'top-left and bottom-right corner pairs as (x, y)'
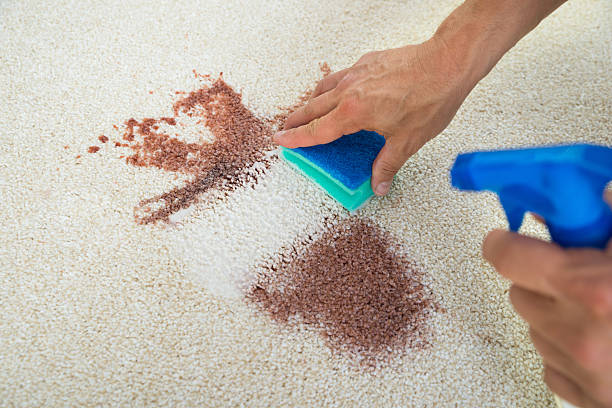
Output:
(434, 0), (568, 89)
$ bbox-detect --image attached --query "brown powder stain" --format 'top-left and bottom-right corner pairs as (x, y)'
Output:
(117, 76), (276, 224)
(88, 146), (100, 153)
(98, 135), (109, 143)
(319, 61), (332, 77)
(247, 217), (439, 369)
(97, 65), (330, 224)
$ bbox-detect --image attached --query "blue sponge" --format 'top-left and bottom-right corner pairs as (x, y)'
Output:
(281, 130), (386, 211)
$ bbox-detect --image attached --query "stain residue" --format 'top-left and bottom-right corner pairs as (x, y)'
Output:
(117, 76), (276, 224)
(319, 61), (332, 77)
(96, 66), (330, 224)
(247, 217), (439, 368)
(87, 146), (100, 153)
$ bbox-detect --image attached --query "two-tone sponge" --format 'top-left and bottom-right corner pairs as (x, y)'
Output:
(281, 130), (386, 211)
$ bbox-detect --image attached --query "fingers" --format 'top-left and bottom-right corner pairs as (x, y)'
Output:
(370, 141), (414, 196)
(532, 329), (612, 408)
(530, 328), (589, 389)
(283, 91), (338, 130)
(273, 107), (360, 149)
(496, 237), (612, 318)
(543, 366), (588, 408)
(554, 255), (612, 318)
(510, 285), (612, 371)
(482, 230), (568, 297)
(310, 68), (350, 99)
(508, 286), (578, 360)
(509, 286), (556, 328)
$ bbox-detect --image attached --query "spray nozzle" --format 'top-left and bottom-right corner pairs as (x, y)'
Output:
(451, 144), (612, 249)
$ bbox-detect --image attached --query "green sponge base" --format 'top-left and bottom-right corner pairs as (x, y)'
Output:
(281, 147), (374, 212)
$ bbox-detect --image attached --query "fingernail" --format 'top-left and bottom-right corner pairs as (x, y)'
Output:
(374, 181), (390, 196)
(273, 130), (285, 143)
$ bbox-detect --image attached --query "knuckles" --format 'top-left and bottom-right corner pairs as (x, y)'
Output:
(356, 51), (380, 65)
(301, 102), (314, 119)
(338, 89), (365, 118)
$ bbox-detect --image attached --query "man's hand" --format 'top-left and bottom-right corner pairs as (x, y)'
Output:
(273, 0), (568, 196)
(274, 40), (469, 196)
(483, 226), (612, 407)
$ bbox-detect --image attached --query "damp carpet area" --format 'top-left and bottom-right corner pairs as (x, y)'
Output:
(1, 0), (611, 407)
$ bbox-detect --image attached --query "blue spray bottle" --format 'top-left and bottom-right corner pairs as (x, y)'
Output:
(451, 144), (612, 249)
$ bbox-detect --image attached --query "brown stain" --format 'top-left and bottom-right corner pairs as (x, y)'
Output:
(319, 61), (332, 77)
(247, 217), (439, 369)
(87, 146), (100, 153)
(96, 65), (330, 224)
(119, 77), (276, 224)
(98, 135), (109, 143)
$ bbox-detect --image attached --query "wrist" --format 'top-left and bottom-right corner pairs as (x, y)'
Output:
(432, 0), (568, 91)
(432, 4), (504, 91)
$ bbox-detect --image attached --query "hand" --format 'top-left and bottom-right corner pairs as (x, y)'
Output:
(273, 0), (569, 197)
(273, 38), (471, 196)
(483, 218), (612, 407)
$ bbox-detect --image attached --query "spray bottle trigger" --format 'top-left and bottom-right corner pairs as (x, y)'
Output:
(499, 198), (525, 232)
(498, 186), (555, 232)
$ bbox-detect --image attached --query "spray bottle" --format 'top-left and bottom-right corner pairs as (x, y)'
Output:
(451, 143), (612, 249)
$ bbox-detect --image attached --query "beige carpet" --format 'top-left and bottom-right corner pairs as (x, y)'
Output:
(1, 0), (610, 406)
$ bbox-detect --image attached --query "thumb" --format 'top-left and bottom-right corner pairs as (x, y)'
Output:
(371, 141), (411, 196)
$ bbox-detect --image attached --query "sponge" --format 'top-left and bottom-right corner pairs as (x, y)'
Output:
(281, 130), (386, 211)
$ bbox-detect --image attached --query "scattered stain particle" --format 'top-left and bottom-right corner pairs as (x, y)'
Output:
(98, 135), (109, 143)
(88, 146), (100, 153)
(319, 61), (332, 77)
(247, 217), (439, 369)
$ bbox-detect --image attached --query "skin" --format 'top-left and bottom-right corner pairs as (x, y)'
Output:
(274, 0), (612, 405)
(483, 191), (612, 408)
